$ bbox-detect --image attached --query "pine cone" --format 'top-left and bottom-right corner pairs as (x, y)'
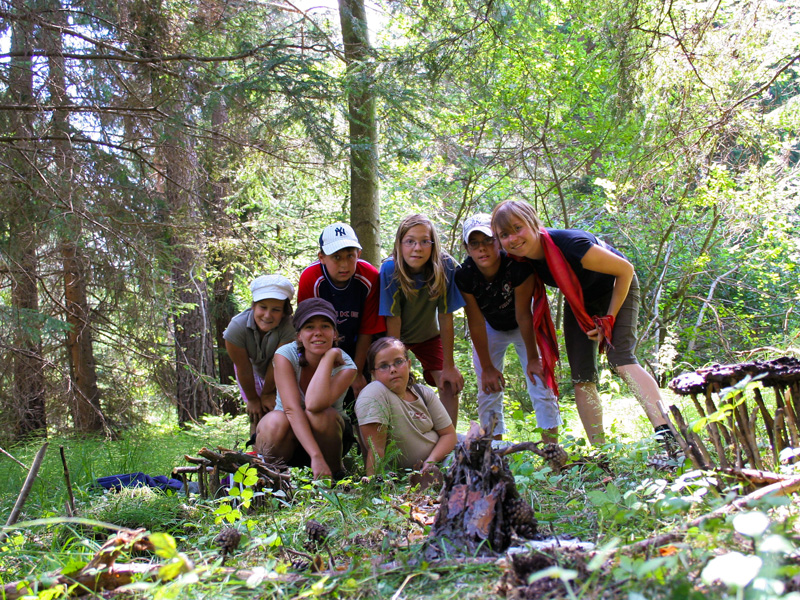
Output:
(291, 557), (309, 571)
(214, 527), (242, 556)
(541, 443), (568, 472)
(506, 497), (535, 525)
(505, 498), (538, 538)
(305, 520), (329, 548)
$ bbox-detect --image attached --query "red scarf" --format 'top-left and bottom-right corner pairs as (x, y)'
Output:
(531, 230), (616, 395)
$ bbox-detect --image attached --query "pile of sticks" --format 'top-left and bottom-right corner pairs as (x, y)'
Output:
(174, 447), (292, 501)
(666, 356), (800, 471)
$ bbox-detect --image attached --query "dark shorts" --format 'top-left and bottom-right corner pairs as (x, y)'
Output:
(407, 336), (444, 387)
(563, 274), (641, 384)
(287, 416), (356, 468)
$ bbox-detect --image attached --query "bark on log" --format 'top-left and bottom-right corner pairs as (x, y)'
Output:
(427, 422), (545, 557)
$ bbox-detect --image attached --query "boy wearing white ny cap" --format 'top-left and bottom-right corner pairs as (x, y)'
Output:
(297, 223), (385, 405)
(454, 214), (561, 442)
(223, 274), (296, 435)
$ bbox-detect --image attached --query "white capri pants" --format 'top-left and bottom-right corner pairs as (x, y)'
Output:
(473, 323), (562, 436)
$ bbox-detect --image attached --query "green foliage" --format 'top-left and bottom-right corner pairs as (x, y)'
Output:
(86, 487), (198, 533)
(3, 410), (800, 598)
(214, 464), (259, 525)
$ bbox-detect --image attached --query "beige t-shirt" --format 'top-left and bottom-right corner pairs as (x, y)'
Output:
(355, 381), (452, 469)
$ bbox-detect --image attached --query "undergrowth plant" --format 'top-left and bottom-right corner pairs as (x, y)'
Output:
(4, 392), (800, 599)
(214, 464), (259, 526)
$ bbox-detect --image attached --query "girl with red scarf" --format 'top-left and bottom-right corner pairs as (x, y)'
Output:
(491, 200), (673, 448)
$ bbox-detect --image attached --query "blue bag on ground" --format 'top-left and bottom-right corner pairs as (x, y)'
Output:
(96, 472), (186, 492)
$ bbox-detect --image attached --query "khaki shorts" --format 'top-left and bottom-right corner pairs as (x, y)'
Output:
(563, 274), (641, 384)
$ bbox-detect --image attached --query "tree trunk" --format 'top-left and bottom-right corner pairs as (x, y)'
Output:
(164, 105), (218, 424)
(207, 98), (237, 414)
(7, 12), (46, 439)
(44, 0), (104, 432)
(129, 0), (218, 424)
(338, 0), (380, 264)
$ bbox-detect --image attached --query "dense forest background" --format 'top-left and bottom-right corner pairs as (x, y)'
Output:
(1, 0), (798, 444)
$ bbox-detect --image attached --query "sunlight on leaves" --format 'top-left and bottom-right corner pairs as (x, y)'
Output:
(758, 534), (796, 554)
(701, 552), (762, 588)
(733, 511), (770, 538)
(529, 565), (578, 583)
(150, 532), (178, 560)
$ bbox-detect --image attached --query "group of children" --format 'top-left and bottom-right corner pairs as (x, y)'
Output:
(223, 201), (674, 480)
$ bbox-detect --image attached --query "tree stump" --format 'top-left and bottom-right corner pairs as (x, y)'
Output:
(427, 422), (559, 556)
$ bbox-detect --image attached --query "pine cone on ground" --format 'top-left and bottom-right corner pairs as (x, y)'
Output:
(541, 443), (568, 472)
(305, 519), (330, 549)
(214, 527), (241, 564)
(505, 498), (538, 539)
(291, 557), (309, 571)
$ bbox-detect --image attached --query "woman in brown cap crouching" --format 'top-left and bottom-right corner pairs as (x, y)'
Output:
(256, 298), (357, 479)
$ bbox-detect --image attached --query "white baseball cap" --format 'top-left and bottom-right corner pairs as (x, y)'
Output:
(250, 275), (294, 303)
(319, 222), (362, 255)
(462, 213), (493, 244)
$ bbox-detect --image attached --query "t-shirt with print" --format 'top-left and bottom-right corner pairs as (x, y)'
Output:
(378, 255), (466, 344)
(527, 229), (629, 300)
(273, 342), (356, 414)
(223, 309), (295, 378)
(455, 252), (536, 331)
(297, 259), (385, 360)
(355, 381), (452, 469)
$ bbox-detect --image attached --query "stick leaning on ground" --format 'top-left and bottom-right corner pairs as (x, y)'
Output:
(1, 442), (49, 544)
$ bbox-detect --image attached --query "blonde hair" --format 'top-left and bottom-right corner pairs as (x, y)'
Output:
(391, 214), (449, 301)
(491, 200), (544, 239)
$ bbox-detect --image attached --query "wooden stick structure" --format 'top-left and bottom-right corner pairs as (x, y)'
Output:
(667, 357), (800, 472)
(175, 447), (292, 501)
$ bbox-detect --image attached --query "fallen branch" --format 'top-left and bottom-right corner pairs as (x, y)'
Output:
(2, 562), (160, 599)
(719, 467), (793, 486)
(0, 446), (28, 470)
(2, 528), (154, 599)
(623, 473), (800, 554)
(60, 446), (75, 517)
(1, 443), (49, 544)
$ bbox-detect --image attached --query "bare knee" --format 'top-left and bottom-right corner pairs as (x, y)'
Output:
(256, 411), (292, 456)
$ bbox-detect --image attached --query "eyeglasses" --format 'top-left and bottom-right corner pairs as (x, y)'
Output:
(467, 237), (496, 250)
(401, 239), (434, 248)
(373, 358), (408, 372)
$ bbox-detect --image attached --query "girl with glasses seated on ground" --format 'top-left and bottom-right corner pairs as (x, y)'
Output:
(355, 337), (457, 486)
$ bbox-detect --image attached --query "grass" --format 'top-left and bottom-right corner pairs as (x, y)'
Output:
(1, 385), (799, 599)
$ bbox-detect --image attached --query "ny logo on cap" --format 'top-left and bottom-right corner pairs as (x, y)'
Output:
(335, 226), (346, 236)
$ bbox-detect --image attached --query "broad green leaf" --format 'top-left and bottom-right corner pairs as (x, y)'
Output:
(759, 534), (795, 554)
(150, 533), (178, 560)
